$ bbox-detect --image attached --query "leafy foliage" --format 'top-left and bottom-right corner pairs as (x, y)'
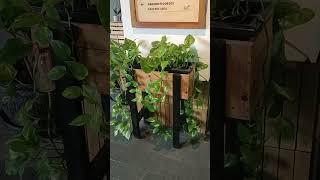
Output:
(0, 0), (109, 179)
(110, 35), (207, 143)
(224, 0), (315, 179)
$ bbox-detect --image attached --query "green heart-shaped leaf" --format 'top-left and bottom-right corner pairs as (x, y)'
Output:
(9, 12), (41, 30)
(33, 26), (52, 47)
(184, 35), (195, 47)
(65, 61), (88, 80)
(50, 40), (71, 61)
(69, 114), (92, 126)
(62, 86), (82, 99)
(82, 84), (99, 104)
(0, 63), (17, 83)
(48, 66), (66, 80)
(0, 38), (32, 65)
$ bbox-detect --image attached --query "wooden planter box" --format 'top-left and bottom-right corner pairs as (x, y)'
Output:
(134, 67), (195, 100)
(74, 23), (109, 95)
(224, 10), (273, 120)
(136, 81), (209, 132)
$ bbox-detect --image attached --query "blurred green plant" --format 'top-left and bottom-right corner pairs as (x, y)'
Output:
(0, 0), (109, 179)
(224, 0), (315, 179)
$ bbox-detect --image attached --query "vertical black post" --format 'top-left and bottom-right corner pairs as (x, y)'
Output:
(309, 59), (320, 180)
(211, 39), (226, 179)
(173, 73), (181, 148)
(55, 78), (89, 180)
(127, 90), (142, 138)
(101, 95), (110, 178)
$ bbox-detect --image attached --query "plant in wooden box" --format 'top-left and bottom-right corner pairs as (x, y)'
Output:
(110, 35), (208, 145)
(0, 0), (108, 179)
(224, 0), (315, 179)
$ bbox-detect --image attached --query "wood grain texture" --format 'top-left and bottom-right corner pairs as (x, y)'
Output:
(130, 0), (207, 29)
(74, 23), (109, 95)
(134, 68), (195, 100)
(136, 82), (208, 132)
(263, 147), (279, 180)
(293, 152), (311, 180)
(74, 23), (108, 50)
(280, 64), (300, 150)
(278, 150), (294, 180)
(225, 15), (273, 120)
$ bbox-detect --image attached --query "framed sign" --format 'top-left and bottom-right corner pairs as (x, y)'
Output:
(130, 0), (207, 29)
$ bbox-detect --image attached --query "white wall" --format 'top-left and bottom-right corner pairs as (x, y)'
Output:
(120, 0), (211, 80)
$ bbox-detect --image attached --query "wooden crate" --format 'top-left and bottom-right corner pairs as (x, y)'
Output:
(74, 23), (109, 95)
(134, 68), (195, 100)
(225, 15), (273, 120)
(110, 22), (124, 43)
(137, 82), (209, 133)
(74, 23), (108, 50)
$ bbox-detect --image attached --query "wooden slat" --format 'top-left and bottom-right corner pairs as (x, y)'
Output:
(110, 26), (123, 31)
(110, 30), (124, 35)
(281, 64), (300, 150)
(278, 150), (294, 180)
(263, 147), (279, 180)
(134, 68), (195, 100)
(296, 65), (319, 152)
(225, 40), (252, 120)
(110, 22), (123, 26)
(225, 16), (272, 120)
(78, 48), (108, 73)
(75, 23), (107, 50)
(293, 152), (311, 180)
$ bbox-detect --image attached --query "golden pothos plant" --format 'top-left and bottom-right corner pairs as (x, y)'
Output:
(110, 35), (208, 142)
(0, 0), (108, 179)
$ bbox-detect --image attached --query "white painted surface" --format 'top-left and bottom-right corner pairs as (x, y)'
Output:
(285, 0), (320, 63)
(120, 0), (210, 80)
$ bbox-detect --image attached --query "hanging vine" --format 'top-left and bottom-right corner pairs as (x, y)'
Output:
(0, 0), (108, 179)
(110, 35), (208, 142)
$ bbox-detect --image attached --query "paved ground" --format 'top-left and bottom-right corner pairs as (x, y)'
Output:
(110, 125), (210, 180)
(1, 120), (210, 180)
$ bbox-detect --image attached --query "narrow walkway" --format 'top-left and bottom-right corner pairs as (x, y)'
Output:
(110, 131), (210, 180)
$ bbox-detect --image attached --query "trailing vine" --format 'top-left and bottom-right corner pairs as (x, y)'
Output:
(222, 0), (315, 179)
(0, 0), (108, 179)
(110, 35), (208, 142)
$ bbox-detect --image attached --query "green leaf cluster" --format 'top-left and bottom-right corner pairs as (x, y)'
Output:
(0, 0), (106, 179)
(111, 94), (132, 140)
(110, 35), (207, 143)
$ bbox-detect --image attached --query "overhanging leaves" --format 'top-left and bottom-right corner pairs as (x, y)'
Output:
(48, 66), (66, 80)
(0, 63), (17, 83)
(82, 84), (99, 104)
(33, 26), (52, 47)
(62, 86), (82, 99)
(96, 0), (109, 31)
(50, 40), (71, 61)
(69, 114), (92, 126)
(9, 12), (41, 30)
(65, 61), (88, 81)
(271, 81), (294, 101)
(0, 38), (32, 65)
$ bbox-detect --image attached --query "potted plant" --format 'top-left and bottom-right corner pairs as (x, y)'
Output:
(223, 0), (315, 179)
(110, 35), (208, 145)
(0, 0), (108, 179)
(213, 0), (274, 120)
